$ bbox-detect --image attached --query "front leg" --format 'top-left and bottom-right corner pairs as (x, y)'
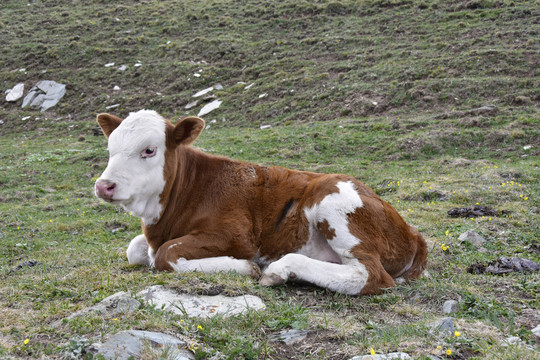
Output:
(126, 234), (151, 266)
(153, 235), (260, 279)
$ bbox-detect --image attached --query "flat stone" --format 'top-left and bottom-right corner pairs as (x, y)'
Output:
(428, 317), (455, 336)
(6, 83), (24, 102)
(184, 100), (199, 110)
(193, 86), (214, 98)
(443, 300), (459, 314)
(64, 292), (140, 322)
(269, 329), (309, 345)
(88, 330), (194, 360)
(350, 352), (411, 360)
(197, 99), (222, 117)
(137, 285), (265, 318)
(458, 230), (485, 247)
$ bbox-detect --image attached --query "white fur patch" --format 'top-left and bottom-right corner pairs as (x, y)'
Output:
(303, 180), (363, 257)
(97, 110), (167, 225)
(169, 256), (255, 276)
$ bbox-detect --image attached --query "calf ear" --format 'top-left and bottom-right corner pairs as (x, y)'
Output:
(96, 113), (123, 139)
(173, 116), (205, 146)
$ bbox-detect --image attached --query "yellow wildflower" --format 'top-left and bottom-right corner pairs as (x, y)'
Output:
(370, 347), (376, 356)
(24, 338), (29, 345)
(454, 331), (461, 337)
(446, 349), (452, 355)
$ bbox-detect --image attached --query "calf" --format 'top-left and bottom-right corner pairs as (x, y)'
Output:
(95, 110), (427, 295)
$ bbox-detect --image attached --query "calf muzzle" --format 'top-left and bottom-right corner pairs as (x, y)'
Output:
(95, 179), (117, 201)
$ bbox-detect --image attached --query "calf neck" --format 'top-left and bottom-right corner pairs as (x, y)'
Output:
(95, 110), (427, 295)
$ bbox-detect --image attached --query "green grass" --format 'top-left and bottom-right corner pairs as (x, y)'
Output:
(1, 0), (539, 359)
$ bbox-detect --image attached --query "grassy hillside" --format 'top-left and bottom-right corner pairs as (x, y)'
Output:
(0, 0), (539, 359)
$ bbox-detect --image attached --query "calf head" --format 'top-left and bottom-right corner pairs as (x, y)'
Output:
(95, 109), (204, 224)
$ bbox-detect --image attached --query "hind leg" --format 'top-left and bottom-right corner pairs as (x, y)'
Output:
(354, 253), (396, 295)
(260, 253), (370, 295)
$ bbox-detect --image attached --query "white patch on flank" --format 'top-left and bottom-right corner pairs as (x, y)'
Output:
(169, 256), (255, 276)
(261, 254), (368, 295)
(303, 180), (363, 257)
(126, 234), (150, 265)
(96, 110), (167, 225)
(168, 242), (181, 251)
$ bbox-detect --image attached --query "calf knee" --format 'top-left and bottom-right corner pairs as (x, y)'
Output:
(154, 246), (173, 271)
(126, 235), (150, 266)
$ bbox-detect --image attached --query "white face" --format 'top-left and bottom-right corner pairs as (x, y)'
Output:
(95, 110), (167, 225)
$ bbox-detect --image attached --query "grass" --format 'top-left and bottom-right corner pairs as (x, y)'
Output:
(1, 0), (539, 359)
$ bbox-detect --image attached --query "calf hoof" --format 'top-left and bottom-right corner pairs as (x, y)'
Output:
(259, 273), (286, 286)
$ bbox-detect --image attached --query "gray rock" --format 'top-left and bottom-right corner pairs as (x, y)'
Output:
(269, 329), (309, 345)
(21, 80), (66, 111)
(6, 83), (24, 102)
(532, 324), (540, 344)
(88, 330), (194, 360)
(350, 352), (411, 360)
(428, 317), (455, 336)
(64, 292), (140, 322)
(443, 300), (459, 314)
(138, 285), (265, 318)
(458, 230), (485, 246)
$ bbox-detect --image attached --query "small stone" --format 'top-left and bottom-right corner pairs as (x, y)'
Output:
(197, 99), (222, 117)
(184, 100), (199, 110)
(214, 83), (224, 90)
(244, 82), (255, 90)
(260, 125), (272, 130)
(113, 85), (121, 91)
(269, 329), (309, 345)
(259, 93), (268, 98)
(502, 336), (522, 347)
(104, 62), (115, 67)
(117, 65), (127, 71)
(349, 352), (411, 360)
(428, 317), (455, 336)
(193, 86), (214, 98)
(6, 83), (24, 102)
(458, 230), (485, 247)
(443, 300), (459, 314)
(106, 104), (120, 110)
(532, 324), (540, 344)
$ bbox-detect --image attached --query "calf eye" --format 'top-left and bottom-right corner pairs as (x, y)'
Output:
(141, 146), (157, 158)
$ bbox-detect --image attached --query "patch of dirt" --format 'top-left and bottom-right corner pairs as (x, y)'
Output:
(448, 205), (500, 218)
(467, 257), (539, 275)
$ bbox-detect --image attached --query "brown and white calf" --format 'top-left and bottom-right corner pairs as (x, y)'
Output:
(95, 110), (427, 295)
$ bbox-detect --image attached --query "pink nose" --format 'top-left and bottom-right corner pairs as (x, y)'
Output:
(95, 179), (116, 200)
